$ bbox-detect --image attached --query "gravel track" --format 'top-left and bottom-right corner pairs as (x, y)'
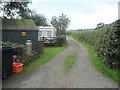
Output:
(3, 36), (118, 88)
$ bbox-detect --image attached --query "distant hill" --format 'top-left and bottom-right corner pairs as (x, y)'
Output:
(67, 28), (95, 32)
(66, 30), (80, 32)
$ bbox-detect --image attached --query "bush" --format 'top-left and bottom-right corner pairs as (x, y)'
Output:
(2, 41), (25, 56)
(15, 50), (40, 66)
(56, 35), (66, 46)
(71, 20), (120, 69)
(2, 41), (40, 66)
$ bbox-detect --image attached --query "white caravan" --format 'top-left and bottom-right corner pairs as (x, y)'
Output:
(38, 26), (57, 40)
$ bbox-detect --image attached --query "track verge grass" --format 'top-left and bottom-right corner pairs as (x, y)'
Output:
(24, 41), (68, 71)
(71, 35), (119, 83)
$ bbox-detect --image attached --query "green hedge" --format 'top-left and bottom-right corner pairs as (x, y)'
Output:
(72, 20), (120, 69)
(2, 41), (25, 56)
(56, 35), (66, 46)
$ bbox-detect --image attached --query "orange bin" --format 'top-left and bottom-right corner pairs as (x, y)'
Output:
(13, 63), (23, 73)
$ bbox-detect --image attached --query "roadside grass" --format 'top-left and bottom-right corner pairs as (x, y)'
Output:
(71, 35), (120, 83)
(9, 42), (68, 78)
(23, 41), (68, 71)
(64, 55), (77, 70)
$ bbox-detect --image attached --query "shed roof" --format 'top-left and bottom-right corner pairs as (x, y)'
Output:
(2, 19), (38, 30)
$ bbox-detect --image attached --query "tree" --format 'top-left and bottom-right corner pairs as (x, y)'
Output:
(51, 13), (70, 37)
(31, 13), (48, 26)
(1, 1), (48, 26)
(22, 10), (48, 26)
(51, 16), (60, 36)
(59, 13), (70, 35)
(1, 1), (31, 19)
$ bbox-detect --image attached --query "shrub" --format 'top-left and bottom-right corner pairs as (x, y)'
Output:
(56, 35), (66, 46)
(71, 20), (120, 69)
(2, 41), (25, 56)
(2, 41), (40, 66)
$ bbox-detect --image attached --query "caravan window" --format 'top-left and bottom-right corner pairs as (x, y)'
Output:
(38, 31), (42, 36)
(47, 31), (51, 37)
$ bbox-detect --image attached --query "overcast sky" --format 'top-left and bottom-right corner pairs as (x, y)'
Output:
(1, 0), (118, 30)
(28, 0), (119, 30)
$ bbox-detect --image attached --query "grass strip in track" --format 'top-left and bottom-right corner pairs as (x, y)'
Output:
(64, 55), (77, 70)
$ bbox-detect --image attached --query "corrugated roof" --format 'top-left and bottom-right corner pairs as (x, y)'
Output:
(2, 19), (38, 30)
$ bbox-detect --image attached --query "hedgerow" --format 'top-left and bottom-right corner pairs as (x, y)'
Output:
(71, 20), (120, 69)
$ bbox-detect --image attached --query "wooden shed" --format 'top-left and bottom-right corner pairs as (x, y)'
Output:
(2, 19), (39, 51)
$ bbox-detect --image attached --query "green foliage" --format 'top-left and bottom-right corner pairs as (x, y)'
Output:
(2, 41), (24, 48)
(43, 35), (66, 46)
(64, 55), (77, 70)
(1, 2), (31, 19)
(20, 51), (40, 66)
(23, 11), (48, 26)
(71, 20), (120, 69)
(51, 16), (60, 36)
(2, 41), (12, 46)
(2, 41), (40, 65)
(71, 36), (119, 83)
(51, 13), (70, 37)
(2, 41), (25, 56)
(31, 14), (48, 26)
(56, 35), (66, 46)
(1, 2), (48, 26)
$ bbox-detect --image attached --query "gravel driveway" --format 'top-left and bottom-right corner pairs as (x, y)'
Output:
(3, 36), (118, 88)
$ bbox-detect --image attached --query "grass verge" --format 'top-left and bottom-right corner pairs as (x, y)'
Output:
(71, 35), (120, 83)
(23, 41), (68, 71)
(64, 55), (77, 70)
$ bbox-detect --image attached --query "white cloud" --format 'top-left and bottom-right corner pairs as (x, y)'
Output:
(67, 3), (118, 29)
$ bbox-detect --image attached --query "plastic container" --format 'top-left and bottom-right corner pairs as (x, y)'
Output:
(26, 40), (32, 55)
(13, 63), (23, 73)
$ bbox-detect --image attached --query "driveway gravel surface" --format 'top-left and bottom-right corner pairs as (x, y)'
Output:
(3, 36), (118, 88)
